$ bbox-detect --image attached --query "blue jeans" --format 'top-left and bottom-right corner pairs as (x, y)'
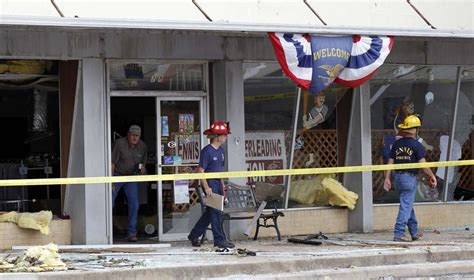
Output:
(188, 183), (226, 245)
(393, 172), (418, 238)
(112, 179), (139, 237)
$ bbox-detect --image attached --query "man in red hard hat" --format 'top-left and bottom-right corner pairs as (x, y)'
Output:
(187, 121), (235, 249)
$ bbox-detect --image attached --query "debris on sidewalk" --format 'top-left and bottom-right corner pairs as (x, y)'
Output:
(215, 248), (257, 257)
(286, 231), (462, 248)
(234, 248), (257, 257)
(0, 211), (53, 235)
(288, 232), (349, 246)
(0, 243), (66, 272)
(195, 247), (257, 257)
(288, 232), (326, 246)
(0, 230), (470, 276)
(288, 238), (322, 246)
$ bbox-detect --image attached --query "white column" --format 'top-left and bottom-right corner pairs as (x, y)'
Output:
(65, 59), (109, 244)
(212, 61), (247, 239)
(344, 84), (373, 232)
(212, 61), (246, 183)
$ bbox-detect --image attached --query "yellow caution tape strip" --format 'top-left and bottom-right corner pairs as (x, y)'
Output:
(244, 92), (295, 102)
(0, 160), (473, 187)
(244, 87), (348, 102)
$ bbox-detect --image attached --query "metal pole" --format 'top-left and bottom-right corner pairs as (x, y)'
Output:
(443, 66), (462, 202)
(284, 87), (302, 209)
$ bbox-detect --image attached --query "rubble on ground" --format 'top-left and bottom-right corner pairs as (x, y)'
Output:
(0, 243), (66, 272)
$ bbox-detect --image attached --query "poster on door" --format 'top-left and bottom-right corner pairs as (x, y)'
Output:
(245, 132), (287, 185)
(161, 116), (169, 137)
(175, 133), (200, 164)
(174, 179), (190, 204)
(179, 114), (194, 134)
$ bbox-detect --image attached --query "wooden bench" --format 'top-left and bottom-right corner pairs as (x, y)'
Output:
(197, 182), (285, 242)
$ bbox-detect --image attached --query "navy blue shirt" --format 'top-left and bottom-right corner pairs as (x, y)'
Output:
(389, 137), (426, 174)
(199, 144), (225, 189)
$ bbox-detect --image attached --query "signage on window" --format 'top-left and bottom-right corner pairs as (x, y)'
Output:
(245, 132), (287, 185)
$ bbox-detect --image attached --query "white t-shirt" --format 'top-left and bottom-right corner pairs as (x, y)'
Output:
(436, 135), (462, 183)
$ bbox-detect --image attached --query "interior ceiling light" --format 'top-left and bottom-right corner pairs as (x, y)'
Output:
(425, 91), (434, 105)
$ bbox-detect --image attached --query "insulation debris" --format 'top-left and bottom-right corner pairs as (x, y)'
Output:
(0, 60), (46, 74)
(289, 174), (334, 205)
(0, 243), (66, 272)
(322, 177), (358, 210)
(289, 174), (358, 209)
(0, 211), (53, 235)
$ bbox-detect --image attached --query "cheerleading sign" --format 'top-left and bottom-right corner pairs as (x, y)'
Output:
(268, 33), (394, 93)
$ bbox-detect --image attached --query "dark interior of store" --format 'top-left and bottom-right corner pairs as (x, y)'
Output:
(0, 60), (61, 213)
(110, 97), (158, 239)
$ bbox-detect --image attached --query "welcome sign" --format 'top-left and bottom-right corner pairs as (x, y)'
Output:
(269, 33), (394, 94)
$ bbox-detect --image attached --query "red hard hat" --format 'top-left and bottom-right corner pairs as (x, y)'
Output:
(203, 122), (230, 135)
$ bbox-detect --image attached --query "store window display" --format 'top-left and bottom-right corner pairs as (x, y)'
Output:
(449, 68), (474, 201)
(243, 62), (297, 208)
(288, 86), (352, 209)
(371, 65), (459, 203)
(302, 92), (328, 130)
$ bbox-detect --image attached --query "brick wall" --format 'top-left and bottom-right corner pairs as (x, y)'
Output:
(374, 203), (474, 231)
(0, 219), (71, 250)
(247, 203), (474, 239)
(251, 207), (349, 238)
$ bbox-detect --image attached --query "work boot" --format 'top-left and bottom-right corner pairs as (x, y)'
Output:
(411, 230), (423, 241)
(188, 235), (201, 247)
(393, 236), (411, 242)
(411, 234), (422, 241)
(215, 241), (235, 249)
(127, 235), (138, 242)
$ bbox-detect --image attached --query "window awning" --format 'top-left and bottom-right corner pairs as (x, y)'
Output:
(305, 0), (429, 29)
(54, 0), (207, 21)
(196, 0), (324, 26)
(0, 0), (472, 38)
(409, 0), (473, 30)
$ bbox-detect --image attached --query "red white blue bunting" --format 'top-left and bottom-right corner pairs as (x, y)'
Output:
(269, 33), (394, 94)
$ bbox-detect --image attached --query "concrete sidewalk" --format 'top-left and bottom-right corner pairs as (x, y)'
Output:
(1, 229), (474, 279)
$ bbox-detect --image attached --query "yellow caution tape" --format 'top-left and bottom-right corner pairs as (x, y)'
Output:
(0, 160), (473, 187)
(244, 92), (295, 102)
(244, 87), (348, 102)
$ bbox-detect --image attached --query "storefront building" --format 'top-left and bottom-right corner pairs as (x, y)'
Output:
(0, 1), (473, 245)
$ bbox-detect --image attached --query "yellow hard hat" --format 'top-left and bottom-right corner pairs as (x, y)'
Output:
(398, 115), (422, 129)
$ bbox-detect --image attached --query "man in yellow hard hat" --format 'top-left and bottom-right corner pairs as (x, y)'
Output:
(383, 115), (437, 242)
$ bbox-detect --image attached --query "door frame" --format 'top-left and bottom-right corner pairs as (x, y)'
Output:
(107, 93), (209, 242)
(156, 96), (208, 241)
(106, 60), (210, 244)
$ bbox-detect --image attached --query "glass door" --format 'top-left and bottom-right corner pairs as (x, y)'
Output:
(157, 97), (206, 241)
